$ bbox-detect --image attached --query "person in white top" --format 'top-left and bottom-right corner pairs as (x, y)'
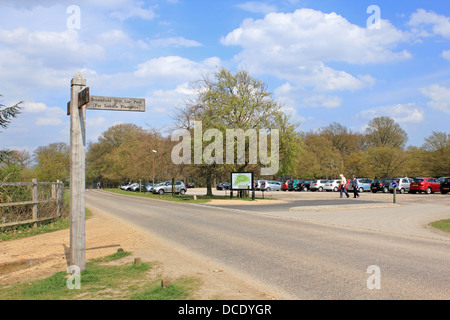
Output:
(340, 174), (349, 198)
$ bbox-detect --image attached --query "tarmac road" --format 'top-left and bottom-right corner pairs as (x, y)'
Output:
(86, 189), (450, 300)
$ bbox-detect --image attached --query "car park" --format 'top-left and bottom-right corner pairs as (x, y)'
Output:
(261, 180), (282, 191)
(310, 180), (328, 192)
(217, 182), (231, 190)
(323, 180), (340, 192)
(410, 177), (441, 194)
(130, 183), (142, 192)
(152, 180), (187, 195)
(288, 179), (303, 191)
(389, 177), (413, 194)
(370, 179), (393, 193)
(348, 178), (373, 193)
(294, 180), (310, 192)
(120, 183), (131, 190)
(440, 178), (450, 194)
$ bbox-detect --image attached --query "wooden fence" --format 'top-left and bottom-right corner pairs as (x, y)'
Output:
(0, 179), (65, 228)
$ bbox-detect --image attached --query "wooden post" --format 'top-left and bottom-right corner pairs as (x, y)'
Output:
(32, 179), (38, 228)
(69, 72), (87, 271)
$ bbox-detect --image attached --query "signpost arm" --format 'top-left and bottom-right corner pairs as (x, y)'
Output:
(69, 72), (87, 271)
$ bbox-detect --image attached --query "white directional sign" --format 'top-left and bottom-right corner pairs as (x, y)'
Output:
(87, 96), (145, 112)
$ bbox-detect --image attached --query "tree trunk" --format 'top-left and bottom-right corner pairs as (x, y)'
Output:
(206, 168), (213, 196)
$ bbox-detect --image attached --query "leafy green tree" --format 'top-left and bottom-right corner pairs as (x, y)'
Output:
(174, 67), (300, 196)
(365, 116), (408, 149)
(421, 131), (450, 177)
(0, 94), (22, 132)
(301, 134), (343, 179)
(34, 142), (70, 183)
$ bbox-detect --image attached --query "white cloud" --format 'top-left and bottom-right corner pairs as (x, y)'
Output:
(0, 28), (104, 68)
(221, 9), (410, 91)
(442, 50), (450, 61)
(147, 82), (198, 115)
(358, 103), (424, 124)
(421, 84), (450, 114)
(109, 6), (157, 21)
(408, 9), (450, 39)
(274, 82), (343, 109)
(236, 2), (278, 14)
(23, 102), (66, 125)
(133, 56), (221, 83)
(146, 36), (202, 48)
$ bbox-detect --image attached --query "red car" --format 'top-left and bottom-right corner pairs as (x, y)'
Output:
(409, 177), (441, 194)
(281, 180), (290, 191)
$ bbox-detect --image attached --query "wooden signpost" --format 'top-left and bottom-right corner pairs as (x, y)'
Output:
(68, 72), (145, 271)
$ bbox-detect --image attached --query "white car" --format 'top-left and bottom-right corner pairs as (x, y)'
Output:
(389, 177), (413, 194)
(323, 180), (341, 192)
(310, 179), (328, 192)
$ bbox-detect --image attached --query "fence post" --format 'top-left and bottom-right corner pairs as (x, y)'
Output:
(32, 179), (38, 228)
(56, 180), (61, 217)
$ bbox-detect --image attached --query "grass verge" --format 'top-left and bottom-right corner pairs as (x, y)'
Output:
(105, 188), (271, 203)
(429, 219), (450, 233)
(0, 251), (200, 300)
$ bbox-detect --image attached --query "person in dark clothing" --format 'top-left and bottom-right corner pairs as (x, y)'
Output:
(352, 175), (360, 198)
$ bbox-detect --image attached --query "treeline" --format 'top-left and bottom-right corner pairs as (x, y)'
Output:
(1, 69), (448, 186)
(2, 117), (448, 187)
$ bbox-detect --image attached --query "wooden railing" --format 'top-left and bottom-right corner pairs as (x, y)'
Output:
(0, 179), (65, 228)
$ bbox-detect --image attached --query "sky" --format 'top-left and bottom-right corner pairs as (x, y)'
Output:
(1, 0), (450, 156)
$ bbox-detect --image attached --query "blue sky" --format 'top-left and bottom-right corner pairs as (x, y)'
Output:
(0, 0), (449, 156)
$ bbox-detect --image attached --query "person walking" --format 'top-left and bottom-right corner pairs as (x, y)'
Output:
(340, 174), (349, 198)
(352, 175), (360, 198)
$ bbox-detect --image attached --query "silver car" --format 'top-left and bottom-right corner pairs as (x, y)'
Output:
(260, 180), (282, 191)
(389, 177), (413, 194)
(152, 180), (187, 195)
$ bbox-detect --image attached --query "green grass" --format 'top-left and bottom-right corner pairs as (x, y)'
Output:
(106, 188), (272, 203)
(429, 219), (450, 233)
(0, 251), (200, 300)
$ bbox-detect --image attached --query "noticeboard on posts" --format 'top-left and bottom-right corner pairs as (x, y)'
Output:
(231, 172), (254, 190)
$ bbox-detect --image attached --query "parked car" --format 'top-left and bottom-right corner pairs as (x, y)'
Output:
(261, 180), (282, 191)
(120, 183), (131, 190)
(288, 179), (302, 191)
(440, 178), (450, 194)
(187, 182), (195, 188)
(310, 179), (328, 192)
(370, 179), (393, 193)
(130, 183), (143, 192)
(348, 178), (373, 193)
(295, 180), (311, 192)
(123, 182), (139, 191)
(254, 180), (266, 190)
(323, 180), (341, 192)
(216, 182), (231, 190)
(388, 177), (413, 194)
(152, 180), (187, 195)
(302, 180), (312, 191)
(281, 180), (290, 192)
(410, 177), (441, 194)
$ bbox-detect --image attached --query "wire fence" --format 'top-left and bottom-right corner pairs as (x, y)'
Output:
(0, 179), (66, 229)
